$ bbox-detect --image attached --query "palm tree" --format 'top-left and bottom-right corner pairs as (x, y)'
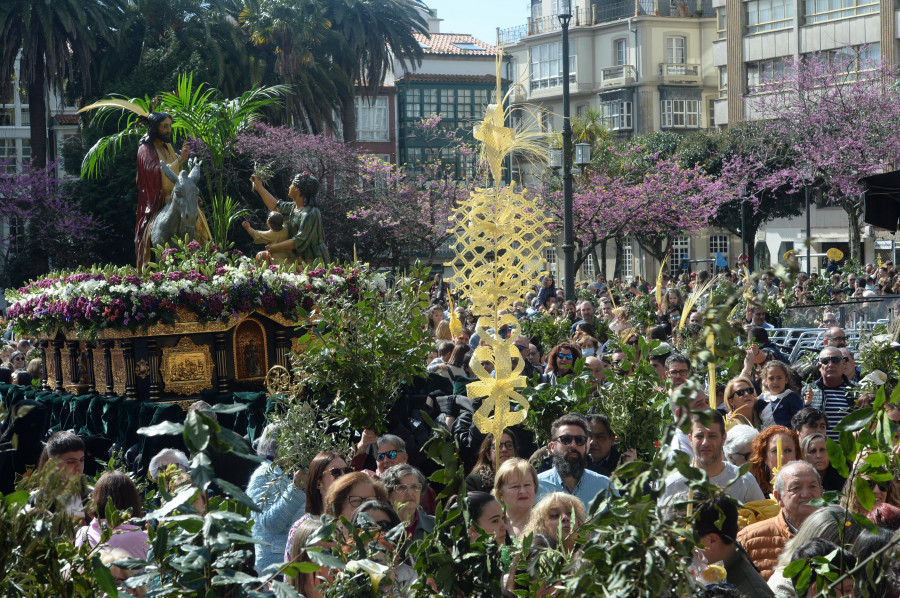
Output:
(322, 0), (428, 140)
(0, 0), (124, 168)
(237, 0), (350, 133)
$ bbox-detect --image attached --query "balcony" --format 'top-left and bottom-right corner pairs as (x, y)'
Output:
(497, 2), (633, 43)
(659, 63), (702, 85)
(600, 65), (637, 88)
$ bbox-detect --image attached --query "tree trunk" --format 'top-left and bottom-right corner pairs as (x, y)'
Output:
(600, 239), (607, 278)
(340, 95), (357, 143)
(845, 200), (863, 263)
(613, 235), (624, 280)
(28, 60), (47, 169)
(744, 222), (758, 272)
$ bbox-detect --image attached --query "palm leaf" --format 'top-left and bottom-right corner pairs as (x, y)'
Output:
(679, 274), (719, 331)
(78, 99), (149, 118)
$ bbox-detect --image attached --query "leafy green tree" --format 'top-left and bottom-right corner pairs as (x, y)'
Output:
(0, 0), (124, 168)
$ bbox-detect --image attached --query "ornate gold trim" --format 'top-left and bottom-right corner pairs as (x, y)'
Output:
(135, 359), (151, 379)
(233, 318), (268, 381)
(161, 338), (214, 396)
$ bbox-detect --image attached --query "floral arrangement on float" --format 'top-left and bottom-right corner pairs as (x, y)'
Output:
(4, 238), (381, 339)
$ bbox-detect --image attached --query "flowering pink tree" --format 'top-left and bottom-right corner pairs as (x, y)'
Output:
(733, 49), (900, 261)
(347, 116), (482, 265)
(542, 147), (730, 274)
(0, 161), (108, 287)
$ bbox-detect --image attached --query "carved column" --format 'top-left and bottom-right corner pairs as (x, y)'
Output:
(213, 332), (230, 393)
(66, 340), (81, 390)
(38, 340), (50, 391)
(85, 343), (96, 394)
(147, 338), (162, 400)
(274, 330), (290, 369)
(120, 338), (137, 399)
(102, 341), (115, 396)
(52, 339), (64, 392)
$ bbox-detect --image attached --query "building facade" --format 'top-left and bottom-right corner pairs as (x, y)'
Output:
(499, 0), (742, 281)
(712, 0), (900, 271)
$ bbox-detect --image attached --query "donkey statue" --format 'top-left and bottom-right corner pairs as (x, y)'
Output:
(150, 159), (203, 249)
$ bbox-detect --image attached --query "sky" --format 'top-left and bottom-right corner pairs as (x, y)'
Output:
(424, 0), (528, 44)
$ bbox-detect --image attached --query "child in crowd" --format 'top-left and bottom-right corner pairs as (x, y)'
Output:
(757, 360), (804, 429)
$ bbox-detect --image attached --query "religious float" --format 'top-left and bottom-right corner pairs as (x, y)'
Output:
(4, 240), (376, 402)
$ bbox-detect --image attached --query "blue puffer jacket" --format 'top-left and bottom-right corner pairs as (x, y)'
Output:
(247, 461), (306, 575)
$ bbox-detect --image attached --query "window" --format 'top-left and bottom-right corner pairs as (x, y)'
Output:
(709, 235), (729, 259)
(355, 97), (389, 141)
(708, 99), (717, 128)
(0, 138), (16, 171)
(622, 239), (633, 279)
(666, 37), (686, 64)
(614, 39), (627, 66)
(531, 0), (542, 20)
(546, 246), (558, 277)
(804, 0), (878, 24)
(746, 57), (788, 88)
(718, 67), (728, 98)
(582, 252), (595, 280)
(600, 101), (632, 130)
(530, 42), (576, 91)
(423, 88), (437, 115)
(818, 43), (881, 76)
(745, 0), (795, 34)
(405, 89), (422, 119)
(670, 236), (689, 276)
(5, 215), (25, 255)
(452, 42), (486, 52)
(660, 100), (700, 128)
(716, 8), (727, 39)
(439, 89), (456, 120)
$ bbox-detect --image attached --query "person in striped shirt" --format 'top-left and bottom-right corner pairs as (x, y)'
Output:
(808, 347), (854, 440)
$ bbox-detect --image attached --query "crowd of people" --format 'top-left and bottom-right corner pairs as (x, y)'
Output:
(1, 260), (900, 597)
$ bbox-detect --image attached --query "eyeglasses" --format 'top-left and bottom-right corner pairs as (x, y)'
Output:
(867, 480), (888, 492)
(514, 344), (528, 352)
(823, 320), (837, 325)
(555, 434), (587, 447)
(493, 441), (514, 451)
(732, 387), (755, 398)
(818, 356), (845, 365)
(328, 466), (354, 479)
(391, 483), (423, 495)
(557, 353), (574, 360)
(377, 449), (405, 461)
(347, 495), (377, 508)
(825, 336), (847, 343)
(668, 369), (689, 376)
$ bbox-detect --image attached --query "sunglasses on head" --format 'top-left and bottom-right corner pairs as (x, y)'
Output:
(557, 353), (574, 360)
(329, 466), (354, 479)
(377, 449), (403, 461)
(732, 387), (755, 398)
(818, 356), (845, 365)
(555, 434), (587, 446)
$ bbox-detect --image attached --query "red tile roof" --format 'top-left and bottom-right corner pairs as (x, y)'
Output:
(413, 32), (496, 55)
(54, 114), (79, 125)
(395, 73), (508, 84)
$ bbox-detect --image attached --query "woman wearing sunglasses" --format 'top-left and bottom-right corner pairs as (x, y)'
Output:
(284, 451), (353, 560)
(723, 375), (761, 429)
(842, 456), (900, 516)
(541, 343), (582, 386)
(466, 429), (519, 493)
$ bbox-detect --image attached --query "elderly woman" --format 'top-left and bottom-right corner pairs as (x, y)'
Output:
(381, 464), (434, 541)
(250, 171), (329, 263)
(523, 492), (586, 554)
(801, 433), (846, 492)
(492, 458), (537, 538)
(723, 424), (758, 467)
(247, 424), (306, 575)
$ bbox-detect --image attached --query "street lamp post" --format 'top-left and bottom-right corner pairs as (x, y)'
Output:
(559, 1), (575, 301)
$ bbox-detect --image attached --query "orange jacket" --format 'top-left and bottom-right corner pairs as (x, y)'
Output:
(736, 509), (793, 581)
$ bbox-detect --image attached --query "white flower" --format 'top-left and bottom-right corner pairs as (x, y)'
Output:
(862, 370), (888, 386)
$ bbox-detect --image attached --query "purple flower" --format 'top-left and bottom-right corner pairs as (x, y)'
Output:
(186, 241), (201, 251)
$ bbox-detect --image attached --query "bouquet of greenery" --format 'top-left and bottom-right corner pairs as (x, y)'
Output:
(268, 398), (353, 475)
(290, 263), (434, 433)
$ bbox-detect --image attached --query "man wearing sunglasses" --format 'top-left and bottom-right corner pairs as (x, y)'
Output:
(807, 347), (854, 440)
(822, 326), (848, 349)
(536, 414), (612, 510)
(352, 433), (438, 515)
